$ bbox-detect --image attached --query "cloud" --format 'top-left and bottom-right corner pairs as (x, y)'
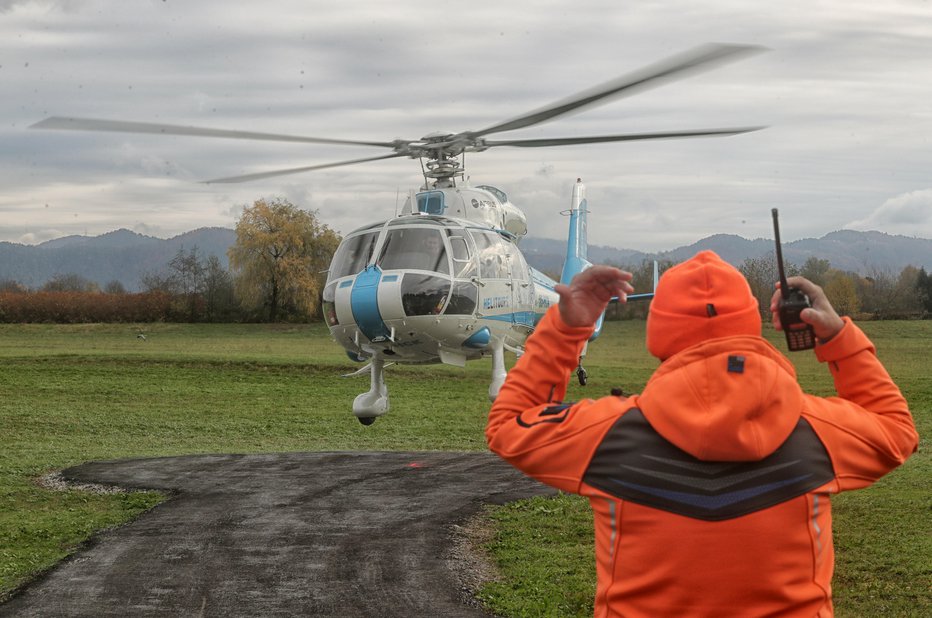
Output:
(846, 189), (932, 237)
(0, 0), (86, 13)
(12, 227), (67, 244)
(4, 1), (932, 249)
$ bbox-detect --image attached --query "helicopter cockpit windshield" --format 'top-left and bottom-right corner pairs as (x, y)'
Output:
(378, 227), (450, 274)
(329, 231), (379, 280)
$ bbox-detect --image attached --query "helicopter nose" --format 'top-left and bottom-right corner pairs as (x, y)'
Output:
(350, 266), (392, 342)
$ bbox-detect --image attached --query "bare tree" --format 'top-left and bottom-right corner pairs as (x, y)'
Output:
(104, 280), (127, 294)
(739, 254), (779, 317)
(203, 254), (237, 321)
(169, 246), (207, 321)
(42, 273), (99, 293)
(140, 271), (179, 295)
(917, 267), (932, 316)
(0, 279), (28, 293)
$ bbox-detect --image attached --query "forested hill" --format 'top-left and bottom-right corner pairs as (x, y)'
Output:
(521, 230), (932, 277)
(0, 227), (929, 292)
(0, 228), (236, 292)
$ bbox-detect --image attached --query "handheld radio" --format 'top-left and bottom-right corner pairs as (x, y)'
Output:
(772, 208), (815, 351)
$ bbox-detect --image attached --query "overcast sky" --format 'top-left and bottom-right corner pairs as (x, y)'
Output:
(3, 0), (932, 252)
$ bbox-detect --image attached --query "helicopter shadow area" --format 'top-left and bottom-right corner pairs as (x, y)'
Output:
(2, 452), (553, 618)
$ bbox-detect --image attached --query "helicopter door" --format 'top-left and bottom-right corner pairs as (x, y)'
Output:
(506, 243), (533, 328)
(443, 232), (479, 316)
(470, 230), (512, 323)
(447, 233), (475, 280)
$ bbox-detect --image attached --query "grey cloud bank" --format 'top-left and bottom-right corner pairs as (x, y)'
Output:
(3, 0), (931, 251)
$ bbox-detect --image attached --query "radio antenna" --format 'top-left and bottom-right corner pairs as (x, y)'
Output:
(772, 208), (790, 299)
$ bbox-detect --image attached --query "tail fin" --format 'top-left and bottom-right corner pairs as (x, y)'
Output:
(559, 179), (603, 341)
(560, 178), (592, 285)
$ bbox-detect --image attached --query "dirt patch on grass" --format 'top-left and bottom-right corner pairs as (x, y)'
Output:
(447, 506), (503, 613)
(37, 471), (131, 495)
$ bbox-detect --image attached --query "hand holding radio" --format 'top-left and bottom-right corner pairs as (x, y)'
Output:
(771, 209), (818, 350)
(770, 209), (844, 347)
(769, 277), (844, 344)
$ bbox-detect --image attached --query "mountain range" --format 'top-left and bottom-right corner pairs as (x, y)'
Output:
(522, 230), (932, 278)
(1, 227), (929, 292)
(0, 228), (236, 292)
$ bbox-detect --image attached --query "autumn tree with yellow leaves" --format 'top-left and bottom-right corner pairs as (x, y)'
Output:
(228, 198), (340, 322)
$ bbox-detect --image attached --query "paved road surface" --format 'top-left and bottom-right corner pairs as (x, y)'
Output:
(1, 452), (553, 617)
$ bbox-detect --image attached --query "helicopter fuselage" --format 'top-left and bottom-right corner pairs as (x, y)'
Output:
(322, 185), (559, 367)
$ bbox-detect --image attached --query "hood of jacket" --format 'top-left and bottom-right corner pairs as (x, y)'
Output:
(637, 335), (804, 462)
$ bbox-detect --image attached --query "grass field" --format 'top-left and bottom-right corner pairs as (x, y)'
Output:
(0, 320), (928, 616)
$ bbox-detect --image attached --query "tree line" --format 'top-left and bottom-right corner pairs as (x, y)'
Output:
(1, 197), (929, 323)
(0, 198), (339, 324)
(607, 255), (932, 321)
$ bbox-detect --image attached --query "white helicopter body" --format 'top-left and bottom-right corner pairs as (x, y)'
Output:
(322, 181), (590, 422)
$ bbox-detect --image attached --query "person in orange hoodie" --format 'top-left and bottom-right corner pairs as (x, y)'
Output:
(486, 250), (918, 618)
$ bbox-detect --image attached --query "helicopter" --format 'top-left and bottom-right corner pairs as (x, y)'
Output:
(323, 176), (662, 424)
(31, 43), (765, 424)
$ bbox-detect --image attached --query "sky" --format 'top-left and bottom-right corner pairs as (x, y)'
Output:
(3, 0), (932, 252)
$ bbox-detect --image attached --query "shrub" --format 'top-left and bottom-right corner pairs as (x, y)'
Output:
(0, 291), (175, 323)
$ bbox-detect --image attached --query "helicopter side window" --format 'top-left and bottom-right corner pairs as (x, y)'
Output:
(476, 185), (508, 204)
(377, 228), (450, 275)
(443, 282), (478, 315)
(470, 231), (509, 279)
(329, 232), (380, 280)
(416, 191), (445, 215)
(447, 234), (476, 279)
(506, 243), (529, 282)
(400, 274), (451, 316)
(321, 282), (339, 326)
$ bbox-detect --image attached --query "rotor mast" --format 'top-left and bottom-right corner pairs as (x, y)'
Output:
(419, 132), (466, 188)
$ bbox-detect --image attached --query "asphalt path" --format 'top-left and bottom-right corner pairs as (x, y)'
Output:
(1, 452), (553, 617)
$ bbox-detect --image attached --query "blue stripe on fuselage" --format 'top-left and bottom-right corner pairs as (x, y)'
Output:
(351, 266), (391, 342)
(482, 311), (544, 327)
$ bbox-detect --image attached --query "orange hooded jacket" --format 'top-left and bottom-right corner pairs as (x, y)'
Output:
(486, 253), (917, 618)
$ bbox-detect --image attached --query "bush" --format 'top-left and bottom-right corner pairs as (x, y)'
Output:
(0, 291), (175, 323)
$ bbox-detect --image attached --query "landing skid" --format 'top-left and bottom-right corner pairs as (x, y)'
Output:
(576, 348), (589, 386)
(488, 339), (507, 401)
(354, 357), (389, 425)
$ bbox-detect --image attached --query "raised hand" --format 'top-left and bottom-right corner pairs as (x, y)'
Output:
(555, 265), (635, 328)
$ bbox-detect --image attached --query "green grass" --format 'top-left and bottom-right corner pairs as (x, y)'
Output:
(0, 322), (493, 599)
(0, 320), (928, 616)
(477, 493), (597, 616)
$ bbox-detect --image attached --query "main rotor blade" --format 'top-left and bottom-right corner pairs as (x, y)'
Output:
(203, 153), (408, 184)
(481, 126), (766, 148)
(30, 117), (397, 149)
(470, 43), (765, 139)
